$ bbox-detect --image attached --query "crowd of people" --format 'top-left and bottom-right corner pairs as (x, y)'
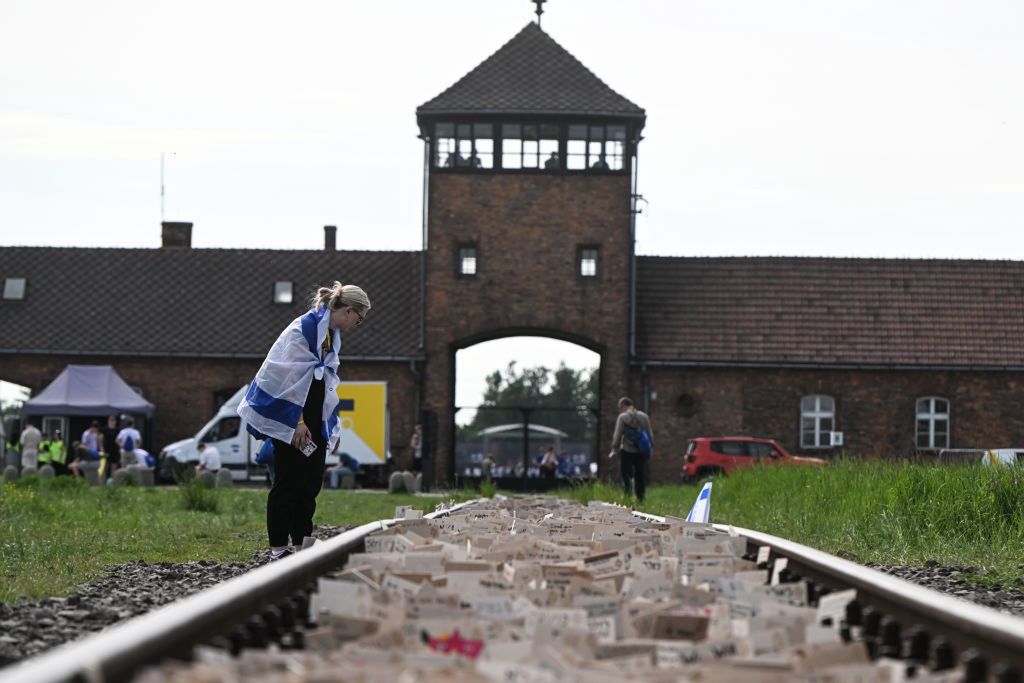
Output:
(6, 414), (153, 483)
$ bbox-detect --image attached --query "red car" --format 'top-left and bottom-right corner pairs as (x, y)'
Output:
(682, 436), (828, 483)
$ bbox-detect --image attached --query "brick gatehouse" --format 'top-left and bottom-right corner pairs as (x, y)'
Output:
(3, 22), (1024, 486)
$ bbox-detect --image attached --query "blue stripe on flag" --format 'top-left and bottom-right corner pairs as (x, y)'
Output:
(246, 382), (303, 427)
(300, 310), (320, 355)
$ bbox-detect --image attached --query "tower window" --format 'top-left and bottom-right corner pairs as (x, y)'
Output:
(501, 123), (559, 170)
(568, 124), (626, 171)
(3, 277), (26, 300)
(435, 123), (493, 169)
(458, 246), (477, 276)
(273, 281), (293, 304)
(579, 247), (599, 277)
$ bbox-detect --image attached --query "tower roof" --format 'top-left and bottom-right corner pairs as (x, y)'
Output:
(417, 23), (645, 120)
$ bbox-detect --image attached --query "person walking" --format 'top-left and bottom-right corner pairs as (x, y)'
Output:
(19, 419), (42, 471)
(607, 396), (654, 503)
(238, 282), (370, 560)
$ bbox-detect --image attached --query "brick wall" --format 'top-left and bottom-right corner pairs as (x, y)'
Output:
(631, 365), (1024, 483)
(422, 173), (634, 486)
(0, 354), (417, 461)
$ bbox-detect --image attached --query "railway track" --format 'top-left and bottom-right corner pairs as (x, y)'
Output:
(1, 497), (1022, 683)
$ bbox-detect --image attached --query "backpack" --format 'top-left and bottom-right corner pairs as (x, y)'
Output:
(623, 416), (653, 457)
(123, 433), (135, 452)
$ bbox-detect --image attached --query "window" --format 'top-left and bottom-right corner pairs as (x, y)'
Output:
(710, 440), (750, 456)
(568, 124), (626, 171)
(916, 397), (950, 449)
(748, 442), (778, 459)
(435, 123), (494, 169)
(3, 277), (26, 300)
(800, 395), (835, 448)
(502, 123), (559, 169)
(274, 281), (293, 304)
(202, 416), (240, 443)
(579, 247), (598, 277)
(458, 246), (477, 276)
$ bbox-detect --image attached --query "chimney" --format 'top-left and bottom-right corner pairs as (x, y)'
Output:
(324, 225), (337, 251)
(161, 221), (193, 248)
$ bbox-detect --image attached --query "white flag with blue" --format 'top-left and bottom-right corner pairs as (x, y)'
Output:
(686, 482), (713, 524)
(237, 306), (342, 454)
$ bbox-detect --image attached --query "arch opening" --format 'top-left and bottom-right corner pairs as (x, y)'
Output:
(454, 335), (601, 487)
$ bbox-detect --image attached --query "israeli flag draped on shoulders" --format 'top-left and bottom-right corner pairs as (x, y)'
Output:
(237, 306), (343, 454)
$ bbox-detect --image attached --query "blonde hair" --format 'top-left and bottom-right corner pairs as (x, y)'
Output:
(311, 282), (371, 312)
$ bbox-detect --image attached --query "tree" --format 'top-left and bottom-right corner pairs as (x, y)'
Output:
(457, 362), (597, 442)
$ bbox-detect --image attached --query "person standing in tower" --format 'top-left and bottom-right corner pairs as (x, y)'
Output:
(238, 282), (371, 561)
(607, 397), (654, 503)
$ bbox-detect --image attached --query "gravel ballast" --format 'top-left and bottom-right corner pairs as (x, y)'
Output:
(0, 524), (348, 666)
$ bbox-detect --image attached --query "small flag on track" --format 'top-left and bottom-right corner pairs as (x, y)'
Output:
(686, 482), (713, 523)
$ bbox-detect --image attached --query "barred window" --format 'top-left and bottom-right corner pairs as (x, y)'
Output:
(800, 395), (835, 448)
(916, 397), (950, 449)
(435, 123), (494, 169)
(579, 247), (598, 277)
(568, 124), (626, 171)
(458, 246), (477, 276)
(501, 123), (559, 170)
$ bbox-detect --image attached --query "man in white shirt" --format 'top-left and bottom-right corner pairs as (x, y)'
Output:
(196, 443), (221, 474)
(117, 417), (143, 466)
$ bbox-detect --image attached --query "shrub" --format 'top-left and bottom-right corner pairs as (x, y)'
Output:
(179, 479), (220, 513)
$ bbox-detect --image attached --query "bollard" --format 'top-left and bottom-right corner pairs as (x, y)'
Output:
(197, 470), (217, 488)
(83, 467), (100, 486)
(215, 469), (233, 488)
(125, 465), (145, 486)
(21, 466), (37, 479)
(111, 469), (133, 486)
(402, 471), (416, 494)
(137, 467), (155, 487)
(414, 472), (423, 493)
(388, 471), (406, 493)
(339, 472), (356, 489)
(2, 465), (17, 484)
(39, 464), (55, 480)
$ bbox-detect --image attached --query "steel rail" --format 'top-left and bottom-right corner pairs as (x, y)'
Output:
(631, 509), (1024, 674)
(0, 500), (481, 683)
(720, 523), (1024, 674)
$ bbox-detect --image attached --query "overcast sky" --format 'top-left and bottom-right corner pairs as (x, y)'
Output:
(3, 0), (1023, 407)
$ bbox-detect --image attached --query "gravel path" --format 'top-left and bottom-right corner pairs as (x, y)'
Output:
(866, 561), (1024, 617)
(0, 524), (348, 667)
(1, 529), (1022, 668)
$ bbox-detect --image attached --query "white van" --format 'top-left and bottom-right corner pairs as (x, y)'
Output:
(158, 382), (390, 482)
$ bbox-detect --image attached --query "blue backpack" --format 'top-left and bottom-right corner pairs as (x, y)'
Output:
(623, 421), (653, 458)
(122, 434), (135, 452)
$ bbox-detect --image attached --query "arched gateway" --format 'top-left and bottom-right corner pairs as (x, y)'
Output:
(415, 23), (646, 487)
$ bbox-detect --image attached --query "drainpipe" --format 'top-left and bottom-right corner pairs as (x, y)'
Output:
(642, 363), (650, 414)
(629, 138), (641, 359)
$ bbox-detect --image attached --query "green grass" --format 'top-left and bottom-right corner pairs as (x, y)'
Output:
(0, 478), (470, 603)
(561, 460), (1024, 587)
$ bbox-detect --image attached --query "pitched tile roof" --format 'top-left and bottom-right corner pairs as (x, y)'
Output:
(635, 256), (1024, 368)
(417, 23), (645, 119)
(0, 247), (421, 359)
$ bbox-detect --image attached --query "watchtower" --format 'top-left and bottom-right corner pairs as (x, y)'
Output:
(416, 22), (646, 484)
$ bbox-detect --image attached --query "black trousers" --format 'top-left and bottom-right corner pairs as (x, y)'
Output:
(619, 451), (647, 502)
(267, 437), (327, 547)
(267, 377), (329, 547)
